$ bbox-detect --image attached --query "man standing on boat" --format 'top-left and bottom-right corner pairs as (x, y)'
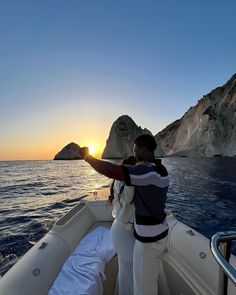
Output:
(81, 134), (169, 295)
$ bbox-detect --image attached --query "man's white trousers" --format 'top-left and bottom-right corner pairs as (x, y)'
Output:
(133, 236), (171, 295)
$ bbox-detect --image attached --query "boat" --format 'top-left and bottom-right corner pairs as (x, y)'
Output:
(0, 188), (235, 295)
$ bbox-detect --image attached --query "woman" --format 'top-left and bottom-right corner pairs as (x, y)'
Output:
(108, 156), (137, 295)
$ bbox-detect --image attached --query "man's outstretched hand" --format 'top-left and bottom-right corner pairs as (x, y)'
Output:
(80, 147), (89, 160)
(79, 146), (125, 181)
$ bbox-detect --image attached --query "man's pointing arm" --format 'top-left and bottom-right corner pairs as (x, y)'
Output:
(85, 155), (125, 181)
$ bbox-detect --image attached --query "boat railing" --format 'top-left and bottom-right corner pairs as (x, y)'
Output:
(210, 231), (236, 295)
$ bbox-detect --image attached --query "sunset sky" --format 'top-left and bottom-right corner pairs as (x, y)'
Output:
(1, 1), (236, 160)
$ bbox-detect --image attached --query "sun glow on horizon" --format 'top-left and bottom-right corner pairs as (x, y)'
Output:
(88, 145), (98, 156)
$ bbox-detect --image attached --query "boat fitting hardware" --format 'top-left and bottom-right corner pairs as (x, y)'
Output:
(199, 252), (207, 259)
(186, 229), (195, 236)
(39, 242), (48, 249)
(210, 231), (236, 295)
(93, 191), (98, 200)
(32, 268), (41, 277)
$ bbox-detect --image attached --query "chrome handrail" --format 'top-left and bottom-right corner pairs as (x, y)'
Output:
(210, 231), (236, 295)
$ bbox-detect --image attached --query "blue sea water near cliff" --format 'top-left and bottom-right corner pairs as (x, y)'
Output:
(0, 157), (236, 276)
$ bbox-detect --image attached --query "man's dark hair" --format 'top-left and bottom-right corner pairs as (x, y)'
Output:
(134, 134), (157, 152)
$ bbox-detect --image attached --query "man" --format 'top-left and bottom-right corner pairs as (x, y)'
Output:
(81, 134), (169, 295)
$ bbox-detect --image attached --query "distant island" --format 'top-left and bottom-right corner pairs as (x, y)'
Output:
(54, 142), (83, 160)
(54, 73), (236, 159)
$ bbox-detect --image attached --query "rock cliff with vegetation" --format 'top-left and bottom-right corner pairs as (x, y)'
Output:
(102, 115), (165, 158)
(155, 74), (236, 156)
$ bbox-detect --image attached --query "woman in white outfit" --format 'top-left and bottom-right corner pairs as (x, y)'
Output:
(109, 156), (137, 295)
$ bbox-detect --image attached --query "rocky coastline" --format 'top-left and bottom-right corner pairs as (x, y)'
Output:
(54, 74), (236, 159)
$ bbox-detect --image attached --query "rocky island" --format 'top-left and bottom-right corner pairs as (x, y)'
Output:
(102, 115), (165, 159)
(54, 142), (82, 160)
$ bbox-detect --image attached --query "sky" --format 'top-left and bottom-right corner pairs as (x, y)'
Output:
(0, 0), (236, 160)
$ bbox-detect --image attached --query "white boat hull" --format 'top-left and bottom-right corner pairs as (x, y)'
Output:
(0, 191), (235, 295)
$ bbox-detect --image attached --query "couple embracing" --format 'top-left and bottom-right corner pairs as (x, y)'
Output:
(81, 134), (170, 295)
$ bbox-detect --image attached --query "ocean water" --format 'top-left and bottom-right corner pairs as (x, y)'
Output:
(0, 158), (236, 276)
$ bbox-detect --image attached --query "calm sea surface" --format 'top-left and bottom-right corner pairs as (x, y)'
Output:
(0, 158), (236, 276)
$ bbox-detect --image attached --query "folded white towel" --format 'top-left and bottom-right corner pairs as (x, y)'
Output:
(48, 226), (116, 295)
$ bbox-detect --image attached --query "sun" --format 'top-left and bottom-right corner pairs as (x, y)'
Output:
(88, 145), (97, 155)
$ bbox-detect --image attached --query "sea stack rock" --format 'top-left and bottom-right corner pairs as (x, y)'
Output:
(155, 73), (236, 157)
(102, 115), (165, 158)
(54, 142), (82, 160)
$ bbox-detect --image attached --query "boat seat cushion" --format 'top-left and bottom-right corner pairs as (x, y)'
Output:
(48, 226), (116, 295)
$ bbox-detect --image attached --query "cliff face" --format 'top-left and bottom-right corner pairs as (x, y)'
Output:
(155, 74), (236, 156)
(102, 115), (165, 158)
(54, 142), (82, 160)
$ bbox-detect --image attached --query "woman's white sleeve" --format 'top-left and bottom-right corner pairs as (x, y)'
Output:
(122, 186), (135, 203)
